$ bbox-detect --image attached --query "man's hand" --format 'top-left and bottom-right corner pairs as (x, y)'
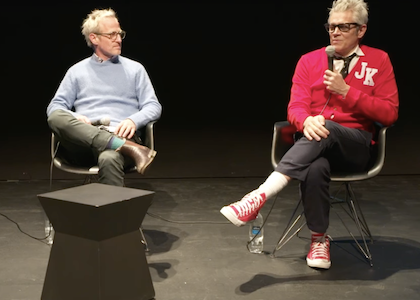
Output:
(303, 115), (330, 141)
(323, 70), (350, 97)
(114, 119), (136, 139)
(77, 115), (92, 124)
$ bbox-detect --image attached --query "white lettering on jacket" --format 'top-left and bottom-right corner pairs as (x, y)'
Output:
(354, 62), (378, 86)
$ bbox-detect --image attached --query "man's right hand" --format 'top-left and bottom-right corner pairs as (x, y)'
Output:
(77, 115), (92, 124)
(303, 115), (330, 141)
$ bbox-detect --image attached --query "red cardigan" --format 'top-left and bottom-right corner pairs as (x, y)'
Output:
(287, 45), (399, 134)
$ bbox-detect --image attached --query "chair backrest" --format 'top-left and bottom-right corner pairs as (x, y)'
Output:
(270, 121), (389, 182)
(51, 121), (156, 175)
(270, 121), (296, 170)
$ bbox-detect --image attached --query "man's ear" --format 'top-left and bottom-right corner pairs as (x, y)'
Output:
(357, 24), (367, 39)
(89, 33), (99, 46)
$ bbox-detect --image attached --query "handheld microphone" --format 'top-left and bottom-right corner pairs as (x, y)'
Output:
(320, 45), (336, 115)
(91, 117), (111, 126)
(325, 45), (336, 71)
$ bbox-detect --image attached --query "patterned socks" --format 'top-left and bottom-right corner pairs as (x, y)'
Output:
(106, 136), (125, 150)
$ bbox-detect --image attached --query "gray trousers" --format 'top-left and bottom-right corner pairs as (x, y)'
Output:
(48, 110), (135, 186)
(276, 120), (372, 233)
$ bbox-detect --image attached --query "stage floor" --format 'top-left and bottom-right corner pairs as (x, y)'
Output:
(1, 176), (419, 300)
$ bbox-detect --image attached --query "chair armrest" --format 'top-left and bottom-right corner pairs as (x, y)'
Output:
(143, 121), (156, 151)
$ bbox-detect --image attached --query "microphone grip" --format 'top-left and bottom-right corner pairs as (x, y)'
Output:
(328, 56), (333, 71)
(91, 120), (102, 126)
(91, 118), (110, 126)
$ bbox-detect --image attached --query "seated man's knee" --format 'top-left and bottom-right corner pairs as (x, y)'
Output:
(323, 120), (345, 140)
(47, 110), (73, 130)
(324, 120), (336, 131)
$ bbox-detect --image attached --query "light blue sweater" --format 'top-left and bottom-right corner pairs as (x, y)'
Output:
(47, 55), (162, 129)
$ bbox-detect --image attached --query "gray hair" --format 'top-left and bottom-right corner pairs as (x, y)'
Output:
(329, 0), (369, 25)
(81, 8), (117, 47)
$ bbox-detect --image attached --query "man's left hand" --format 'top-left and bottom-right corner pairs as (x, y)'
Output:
(114, 119), (136, 139)
(323, 70), (350, 97)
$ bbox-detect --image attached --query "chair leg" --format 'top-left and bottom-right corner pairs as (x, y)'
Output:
(348, 184), (373, 239)
(140, 227), (149, 252)
(271, 199), (306, 258)
(49, 161), (54, 191)
(84, 175), (99, 184)
(331, 183), (372, 239)
(271, 182), (374, 266)
(332, 183), (373, 266)
(346, 184), (373, 266)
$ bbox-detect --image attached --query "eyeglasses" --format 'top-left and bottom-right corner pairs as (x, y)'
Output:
(94, 30), (126, 40)
(324, 23), (360, 33)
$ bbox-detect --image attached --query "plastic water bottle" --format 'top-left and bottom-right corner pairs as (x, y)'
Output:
(248, 212), (264, 253)
(45, 219), (54, 245)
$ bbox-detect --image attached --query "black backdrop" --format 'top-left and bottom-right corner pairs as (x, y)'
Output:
(3, 1), (419, 178)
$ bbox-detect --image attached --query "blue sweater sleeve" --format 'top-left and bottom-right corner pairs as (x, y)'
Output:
(46, 68), (78, 117)
(127, 64), (162, 129)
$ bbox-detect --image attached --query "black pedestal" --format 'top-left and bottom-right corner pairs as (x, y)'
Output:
(38, 183), (155, 300)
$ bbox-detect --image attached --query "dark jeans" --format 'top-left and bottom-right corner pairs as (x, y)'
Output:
(48, 110), (137, 186)
(275, 120), (372, 233)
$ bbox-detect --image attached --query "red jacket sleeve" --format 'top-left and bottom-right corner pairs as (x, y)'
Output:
(287, 55), (314, 132)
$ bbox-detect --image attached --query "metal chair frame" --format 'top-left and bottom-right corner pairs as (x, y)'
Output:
(49, 121), (156, 251)
(270, 121), (389, 266)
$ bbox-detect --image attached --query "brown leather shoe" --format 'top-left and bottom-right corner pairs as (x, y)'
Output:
(116, 140), (157, 174)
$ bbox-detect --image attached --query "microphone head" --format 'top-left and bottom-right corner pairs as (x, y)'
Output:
(325, 45), (336, 57)
(100, 117), (111, 126)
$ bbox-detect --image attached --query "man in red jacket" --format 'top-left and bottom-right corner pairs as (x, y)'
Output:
(220, 0), (398, 269)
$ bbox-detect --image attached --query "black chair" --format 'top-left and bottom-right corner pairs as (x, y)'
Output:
(270, 121), (389, 266)
(48, 121), (156, 250)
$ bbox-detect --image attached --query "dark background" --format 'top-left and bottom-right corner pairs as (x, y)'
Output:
(2, 1), (418, 180)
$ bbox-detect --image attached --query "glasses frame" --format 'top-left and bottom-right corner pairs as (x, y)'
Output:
(324, 23), (360, 33)
(94, 30), (126, 40)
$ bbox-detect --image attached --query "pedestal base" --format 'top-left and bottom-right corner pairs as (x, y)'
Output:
(38, 183), (155, 300)
(42, 231), (154, 300)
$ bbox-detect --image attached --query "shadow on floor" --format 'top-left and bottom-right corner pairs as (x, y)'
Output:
(236, 236), (420, 294)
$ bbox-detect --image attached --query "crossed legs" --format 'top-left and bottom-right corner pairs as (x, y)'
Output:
(220, 121), (372, 269)
(48, 109), (156, 186)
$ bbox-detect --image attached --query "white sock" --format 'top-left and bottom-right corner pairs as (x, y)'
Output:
(255, 171), (289, 200)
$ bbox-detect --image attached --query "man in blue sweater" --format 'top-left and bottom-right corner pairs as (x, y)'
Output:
(47, 8), (162, 186)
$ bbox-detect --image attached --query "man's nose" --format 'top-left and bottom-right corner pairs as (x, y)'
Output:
(332, 26), (341, 35)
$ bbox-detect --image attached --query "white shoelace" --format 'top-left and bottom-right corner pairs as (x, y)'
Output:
(310, 240), (330, 260)
(233, 193), (264, 216)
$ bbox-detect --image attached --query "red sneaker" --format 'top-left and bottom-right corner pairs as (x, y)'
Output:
(220, 192), (266, 227)
(306, 234), (331, 269)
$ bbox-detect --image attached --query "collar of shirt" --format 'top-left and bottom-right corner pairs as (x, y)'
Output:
(93, 53), (104, 63)
(333, 45), (365, 74)
(93, 53), (119, 63)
